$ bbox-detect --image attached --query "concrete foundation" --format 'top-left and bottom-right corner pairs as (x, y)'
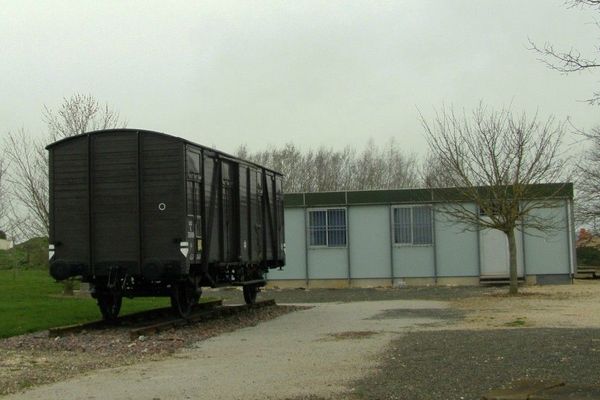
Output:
(266, 274), (568, 289)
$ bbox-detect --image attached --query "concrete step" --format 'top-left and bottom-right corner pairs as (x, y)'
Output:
(575, 271), (600, 279)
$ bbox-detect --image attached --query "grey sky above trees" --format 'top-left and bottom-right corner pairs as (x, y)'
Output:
(0, 1), (598, 155)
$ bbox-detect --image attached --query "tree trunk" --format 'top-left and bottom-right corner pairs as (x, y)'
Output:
(507, 229), (518, 295)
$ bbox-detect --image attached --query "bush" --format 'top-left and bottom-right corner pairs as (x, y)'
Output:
(577, 246), (600, 267)
(0, 230), (6, 240)
(0, 237), (48, 270)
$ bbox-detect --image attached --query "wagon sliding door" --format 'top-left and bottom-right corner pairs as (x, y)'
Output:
(221, 160), (239, 262)
(203, 155), (240, 264)
(238, 165), (251, 263)
(139, 133), (185, 273)
(261, 170), (283, 264)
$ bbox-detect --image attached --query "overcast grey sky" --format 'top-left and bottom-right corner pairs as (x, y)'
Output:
(1, 0), (599, 155)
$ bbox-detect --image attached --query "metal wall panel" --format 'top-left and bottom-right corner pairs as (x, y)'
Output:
(393, 247), (435, 277)
(427, 204), (479, 277)
(267, 208), (305, 280)
(307, 248), (347, 279)
(523, 202), (570, 275)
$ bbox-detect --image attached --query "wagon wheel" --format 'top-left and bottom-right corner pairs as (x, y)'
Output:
(97, 292), (123, 322)
(171, 282), (200, 318)
(243, 284), (258, 305)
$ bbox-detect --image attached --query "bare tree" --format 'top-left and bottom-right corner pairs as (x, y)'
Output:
(575, 126), (600, 224)
(420, 153), (460, 189)
(421, 104), (568, 294)
(4, 130), (49, 237)
(4, 94), (126, 239)
(380, 138), (420, 189)
(529, 0), (600, 104)
(0, 151), (8, 233)
(44, 93), (124, 140)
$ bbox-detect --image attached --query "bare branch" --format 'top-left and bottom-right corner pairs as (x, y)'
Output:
(43, 93), (126, 140)
(529, 2), (600, 103)
(565, 0), (600, 10)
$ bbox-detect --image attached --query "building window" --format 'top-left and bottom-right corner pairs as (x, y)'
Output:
(393, 206), (433, 245)
(308, 208), (347, 247)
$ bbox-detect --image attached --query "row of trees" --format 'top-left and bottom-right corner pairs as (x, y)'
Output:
(236, 139), (421, 193)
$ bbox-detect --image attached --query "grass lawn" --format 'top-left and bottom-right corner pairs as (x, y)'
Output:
(0, 269), (172, 338)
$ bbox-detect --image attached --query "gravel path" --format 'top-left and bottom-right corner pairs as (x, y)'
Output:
(3, 300), (450, 400)
(0, 306), (299, 396)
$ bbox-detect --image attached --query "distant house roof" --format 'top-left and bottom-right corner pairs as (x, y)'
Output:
(283, 183), (573, 208)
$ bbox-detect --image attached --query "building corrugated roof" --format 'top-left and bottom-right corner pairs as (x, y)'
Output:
(283, 183), (573, 208)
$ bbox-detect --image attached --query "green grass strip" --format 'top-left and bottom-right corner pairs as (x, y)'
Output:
(0, 269), (173, 338)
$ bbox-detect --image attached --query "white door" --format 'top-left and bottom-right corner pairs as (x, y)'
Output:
(479, 227), (524, 277)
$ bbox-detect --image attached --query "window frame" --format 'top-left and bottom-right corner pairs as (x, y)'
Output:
(307, 207), (348, 248)
(391, 205), (434, 247)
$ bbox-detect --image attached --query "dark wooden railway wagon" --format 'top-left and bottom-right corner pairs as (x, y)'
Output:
(47, 129), (285, 319)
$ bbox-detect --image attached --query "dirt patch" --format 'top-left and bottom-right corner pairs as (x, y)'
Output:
(325, 331), (379, 340)
(449, 281), (600, 330)
(367, 307), (464, 322)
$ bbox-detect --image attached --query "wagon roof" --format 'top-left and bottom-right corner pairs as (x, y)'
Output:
(45, 128), (283, 176)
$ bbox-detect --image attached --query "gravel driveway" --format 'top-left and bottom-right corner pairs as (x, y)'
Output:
(4, 300), (449, 400)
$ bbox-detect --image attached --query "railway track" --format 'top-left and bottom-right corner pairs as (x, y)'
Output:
(48, 299), (276, 340)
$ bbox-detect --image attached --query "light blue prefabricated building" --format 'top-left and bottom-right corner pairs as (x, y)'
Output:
(266, 184), (576, 288)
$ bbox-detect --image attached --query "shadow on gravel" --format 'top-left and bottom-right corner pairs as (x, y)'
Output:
(367, 308), (465, 322)
(350, 328), (600, 400)
(214, 286), (504, 304)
